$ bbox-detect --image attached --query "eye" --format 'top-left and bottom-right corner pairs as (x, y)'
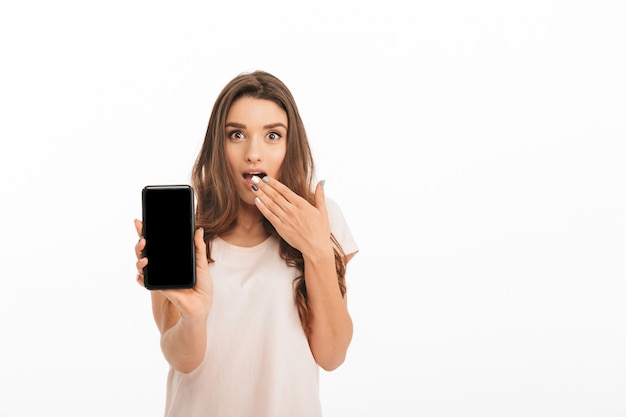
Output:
(228, 130), (245, 141)
(267, 131), (282, 142)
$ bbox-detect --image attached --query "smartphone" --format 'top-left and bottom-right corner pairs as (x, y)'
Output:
(141, 185), (196, 290)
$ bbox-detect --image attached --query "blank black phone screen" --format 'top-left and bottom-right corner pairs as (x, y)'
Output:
(142, 185), (196, 289)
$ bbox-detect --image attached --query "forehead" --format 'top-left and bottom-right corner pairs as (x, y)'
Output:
(226, 97), (287, 126)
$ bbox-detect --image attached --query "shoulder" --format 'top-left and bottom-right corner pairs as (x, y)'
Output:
(324, 196), (347, 231)
(324, 196), (358, 258)
(324, 196), (343, 220)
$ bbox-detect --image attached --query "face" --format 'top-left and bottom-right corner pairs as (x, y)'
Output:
(225, 96), (288, 205)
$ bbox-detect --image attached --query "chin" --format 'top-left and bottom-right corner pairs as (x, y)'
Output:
(240, 195), (258, 207)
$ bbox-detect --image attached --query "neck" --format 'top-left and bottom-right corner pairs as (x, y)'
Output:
(219, 202), (269, 247)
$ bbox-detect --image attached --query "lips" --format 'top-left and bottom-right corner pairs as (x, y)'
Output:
(242, 171), (267, 180)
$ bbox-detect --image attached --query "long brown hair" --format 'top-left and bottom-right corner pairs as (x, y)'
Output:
(192, 70), (346, 333)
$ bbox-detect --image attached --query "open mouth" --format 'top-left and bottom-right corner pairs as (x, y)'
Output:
(243, 171), (267, 180)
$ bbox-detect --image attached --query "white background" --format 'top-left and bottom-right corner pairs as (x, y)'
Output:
(1, 1), (625, 416)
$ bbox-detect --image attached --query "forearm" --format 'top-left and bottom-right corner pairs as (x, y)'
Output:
(152, 293), (208, 374)
(304, 244), (353, 371)
(160, 314), (208, 373)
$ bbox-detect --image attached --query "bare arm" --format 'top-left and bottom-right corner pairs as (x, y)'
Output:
(149, 291), (209, 373)
(135, 220), (213, 373)
(250, 178), (354, 371)
(302, 246), (354, 371)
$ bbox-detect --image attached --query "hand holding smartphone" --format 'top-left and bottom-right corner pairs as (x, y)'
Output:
(141, 185), (196, 290)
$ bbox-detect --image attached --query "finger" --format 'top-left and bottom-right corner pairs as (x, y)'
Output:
(134, 219), (143, 238)
(314, 180), (327, 212)
(254, 176), (304, 207)
(136, 257), (147, 287)
(194, 228), (208, 269)
(136, 256), (148, 274)
(135, 238), (144, 258)
(254, 194), (282, 226)
(252, 178), (301, 222)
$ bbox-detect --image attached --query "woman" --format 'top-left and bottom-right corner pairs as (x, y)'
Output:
(134, 70), (358, 417)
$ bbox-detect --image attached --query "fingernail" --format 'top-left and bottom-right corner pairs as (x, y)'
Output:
(255, 197), (262, 205)
(251, 175), (260, 184)
(262, 176), (270, 183)
(251, 184), (259, 191)
(320, 179), (326, 189)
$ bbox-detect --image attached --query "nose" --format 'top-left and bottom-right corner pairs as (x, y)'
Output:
(245, 137), (262, 163)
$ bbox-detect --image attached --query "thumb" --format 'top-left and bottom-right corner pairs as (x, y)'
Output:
(314, 180), (327, 211)
(195, 227), (208, 268)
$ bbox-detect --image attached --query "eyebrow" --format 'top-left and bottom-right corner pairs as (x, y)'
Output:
(225, 122), (287, 130)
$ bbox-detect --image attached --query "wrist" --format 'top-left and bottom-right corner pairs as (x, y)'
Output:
(302, 241), (335, 264)
(179, 306), (210, 325)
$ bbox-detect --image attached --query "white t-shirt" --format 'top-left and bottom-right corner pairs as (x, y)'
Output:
(163, 198), (358, 417)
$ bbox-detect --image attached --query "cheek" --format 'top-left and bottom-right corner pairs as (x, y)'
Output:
(272, 144), (287, 163)
(270, 149), (287, 175)
(225, 147), (239, 173)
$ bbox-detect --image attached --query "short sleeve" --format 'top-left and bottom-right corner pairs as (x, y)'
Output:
(325, 197), (358, 258)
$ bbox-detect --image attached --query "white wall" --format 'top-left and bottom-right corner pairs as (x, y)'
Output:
(1, 1), (625, 416)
